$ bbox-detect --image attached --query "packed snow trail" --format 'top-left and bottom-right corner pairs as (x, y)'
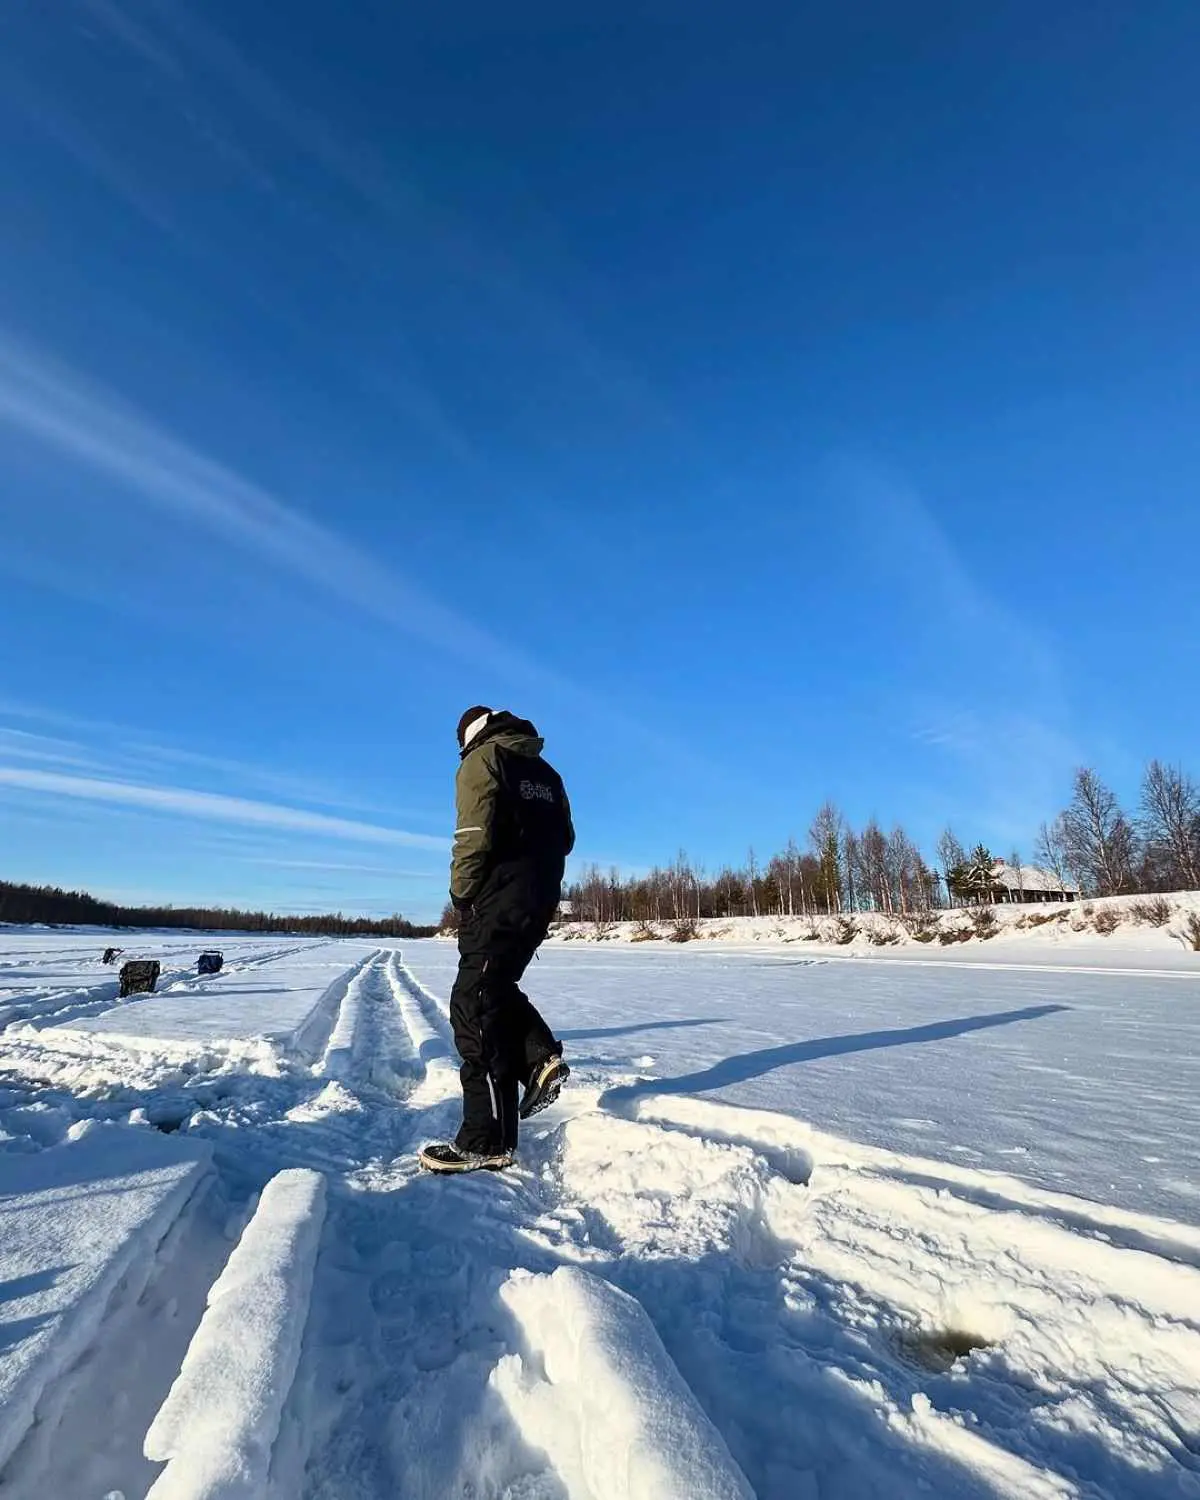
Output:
(0, 935), (1198, 1498)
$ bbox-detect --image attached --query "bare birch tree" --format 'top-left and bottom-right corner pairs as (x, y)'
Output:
(1061, 769), (1137, 896)
(1140, 760), (1200, 890)
(936, 827), (966, 908)
(1035, 816), (1071, 896)
(1009, 849), (1024, 904)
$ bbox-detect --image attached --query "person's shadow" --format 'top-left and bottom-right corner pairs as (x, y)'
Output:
(558, 1016), (725, 1042)
(601, 1004), (1070, 1106)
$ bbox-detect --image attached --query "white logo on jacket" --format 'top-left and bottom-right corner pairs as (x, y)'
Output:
(519, 779), (555, 803)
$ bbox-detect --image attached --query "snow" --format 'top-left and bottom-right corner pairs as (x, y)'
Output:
(543, 1100), (1200, 1498)
(545, 888), (1200, 968)
(319, 948), (381, 1081)
(55, 940), (379, 1049)
(145, 1167), (327, 1500)
(494, 1265), (754, 1500)
(989, 860), (1073, 895)
(402, 938), (1200, 1223)
(0, 928), (1198, 1499)
(0, 1124), (211, 1471)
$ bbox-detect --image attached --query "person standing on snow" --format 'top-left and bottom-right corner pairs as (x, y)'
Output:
(420, 707), (574, 1173)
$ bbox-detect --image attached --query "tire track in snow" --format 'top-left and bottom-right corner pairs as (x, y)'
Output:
(300, 962), (800, 1499)
(385, 954), (459, 1105)
(0, 1135), (227, 1500)
(316, 950), (431, 1099)
(288, 948), (377, 1064)
(283, 955), (575, 1499)
(389, 953), (453, 1028)
(2, 964), (193, 1033)
(316, 949), (383, 1087)
(293, 960), (771, 1500)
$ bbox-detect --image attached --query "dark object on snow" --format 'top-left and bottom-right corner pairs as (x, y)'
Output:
(102, 946), (123, 964)
(119, 959), (161, 997)
(197, 951), (224, 975)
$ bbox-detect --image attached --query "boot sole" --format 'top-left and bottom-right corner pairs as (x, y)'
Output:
(519, 1060), (570, 1120)
(418, 1150), (513, 1174)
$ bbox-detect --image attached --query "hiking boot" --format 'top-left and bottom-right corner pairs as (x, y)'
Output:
(419, 1141), (514, 1174)
(519, 1055), (570, 1120)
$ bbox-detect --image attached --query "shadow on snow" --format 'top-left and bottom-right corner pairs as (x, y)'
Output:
(558, 1016), (726, 1042)
(601, 1004), (1070, 1104)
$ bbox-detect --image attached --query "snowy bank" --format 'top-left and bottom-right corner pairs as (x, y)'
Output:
(540, 889), (1200, 958)
(0, 1126), (212, 1471)
(494, 1265), (754, 1500)
(144, 1167), (327, 1500)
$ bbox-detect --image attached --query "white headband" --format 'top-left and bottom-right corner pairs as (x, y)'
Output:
(462, 712), (491, 749)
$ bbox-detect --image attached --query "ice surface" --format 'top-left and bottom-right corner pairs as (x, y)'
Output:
(1, 930), (1197, 1499)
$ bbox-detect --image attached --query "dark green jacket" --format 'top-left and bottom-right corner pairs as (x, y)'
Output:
(451, 714), (575, 906)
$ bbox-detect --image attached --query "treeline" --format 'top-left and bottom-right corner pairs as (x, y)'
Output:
(564, 814), (941, 926)
(560, 758), (1200, 926)
(0, 879), (437, 939)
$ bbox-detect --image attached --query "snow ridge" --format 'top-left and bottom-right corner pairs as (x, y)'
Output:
(144, 1167), (327, 1500)
(495, 1265), (755, 1500)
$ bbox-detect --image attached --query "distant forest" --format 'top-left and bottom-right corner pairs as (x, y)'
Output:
(0, 879), (436, 939)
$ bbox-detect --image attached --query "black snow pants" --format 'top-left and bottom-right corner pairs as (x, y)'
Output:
(449, 881), (559, 1155)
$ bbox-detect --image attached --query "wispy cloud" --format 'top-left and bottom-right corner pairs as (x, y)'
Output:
(119, 740), (394, 817)
(242, 857), (443, 879)
(0, 726), (110, 773)
(0, 697), (117, 733)
(0, 703), (415, 820)
(0, 332), (540, 678)
(830, 455), (1059, 685)
(0, 766), (448, 849)
(79, 0), (183, 80)
(0, 6), (699, 769)
(0, 332), (691, 770)
(74, 0), (675, 435)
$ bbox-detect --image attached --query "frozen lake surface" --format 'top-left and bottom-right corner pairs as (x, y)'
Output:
(404, 939), (1200, 1222)
(0, 930), (1196, 1500)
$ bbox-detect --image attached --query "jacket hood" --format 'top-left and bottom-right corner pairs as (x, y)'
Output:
(460, 710), (544, 759)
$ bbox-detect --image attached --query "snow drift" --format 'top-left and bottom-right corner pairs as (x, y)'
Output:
(494, 1265), (754, 1500)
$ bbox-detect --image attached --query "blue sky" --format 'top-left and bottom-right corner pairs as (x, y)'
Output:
(2, 2), (1198, 921)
